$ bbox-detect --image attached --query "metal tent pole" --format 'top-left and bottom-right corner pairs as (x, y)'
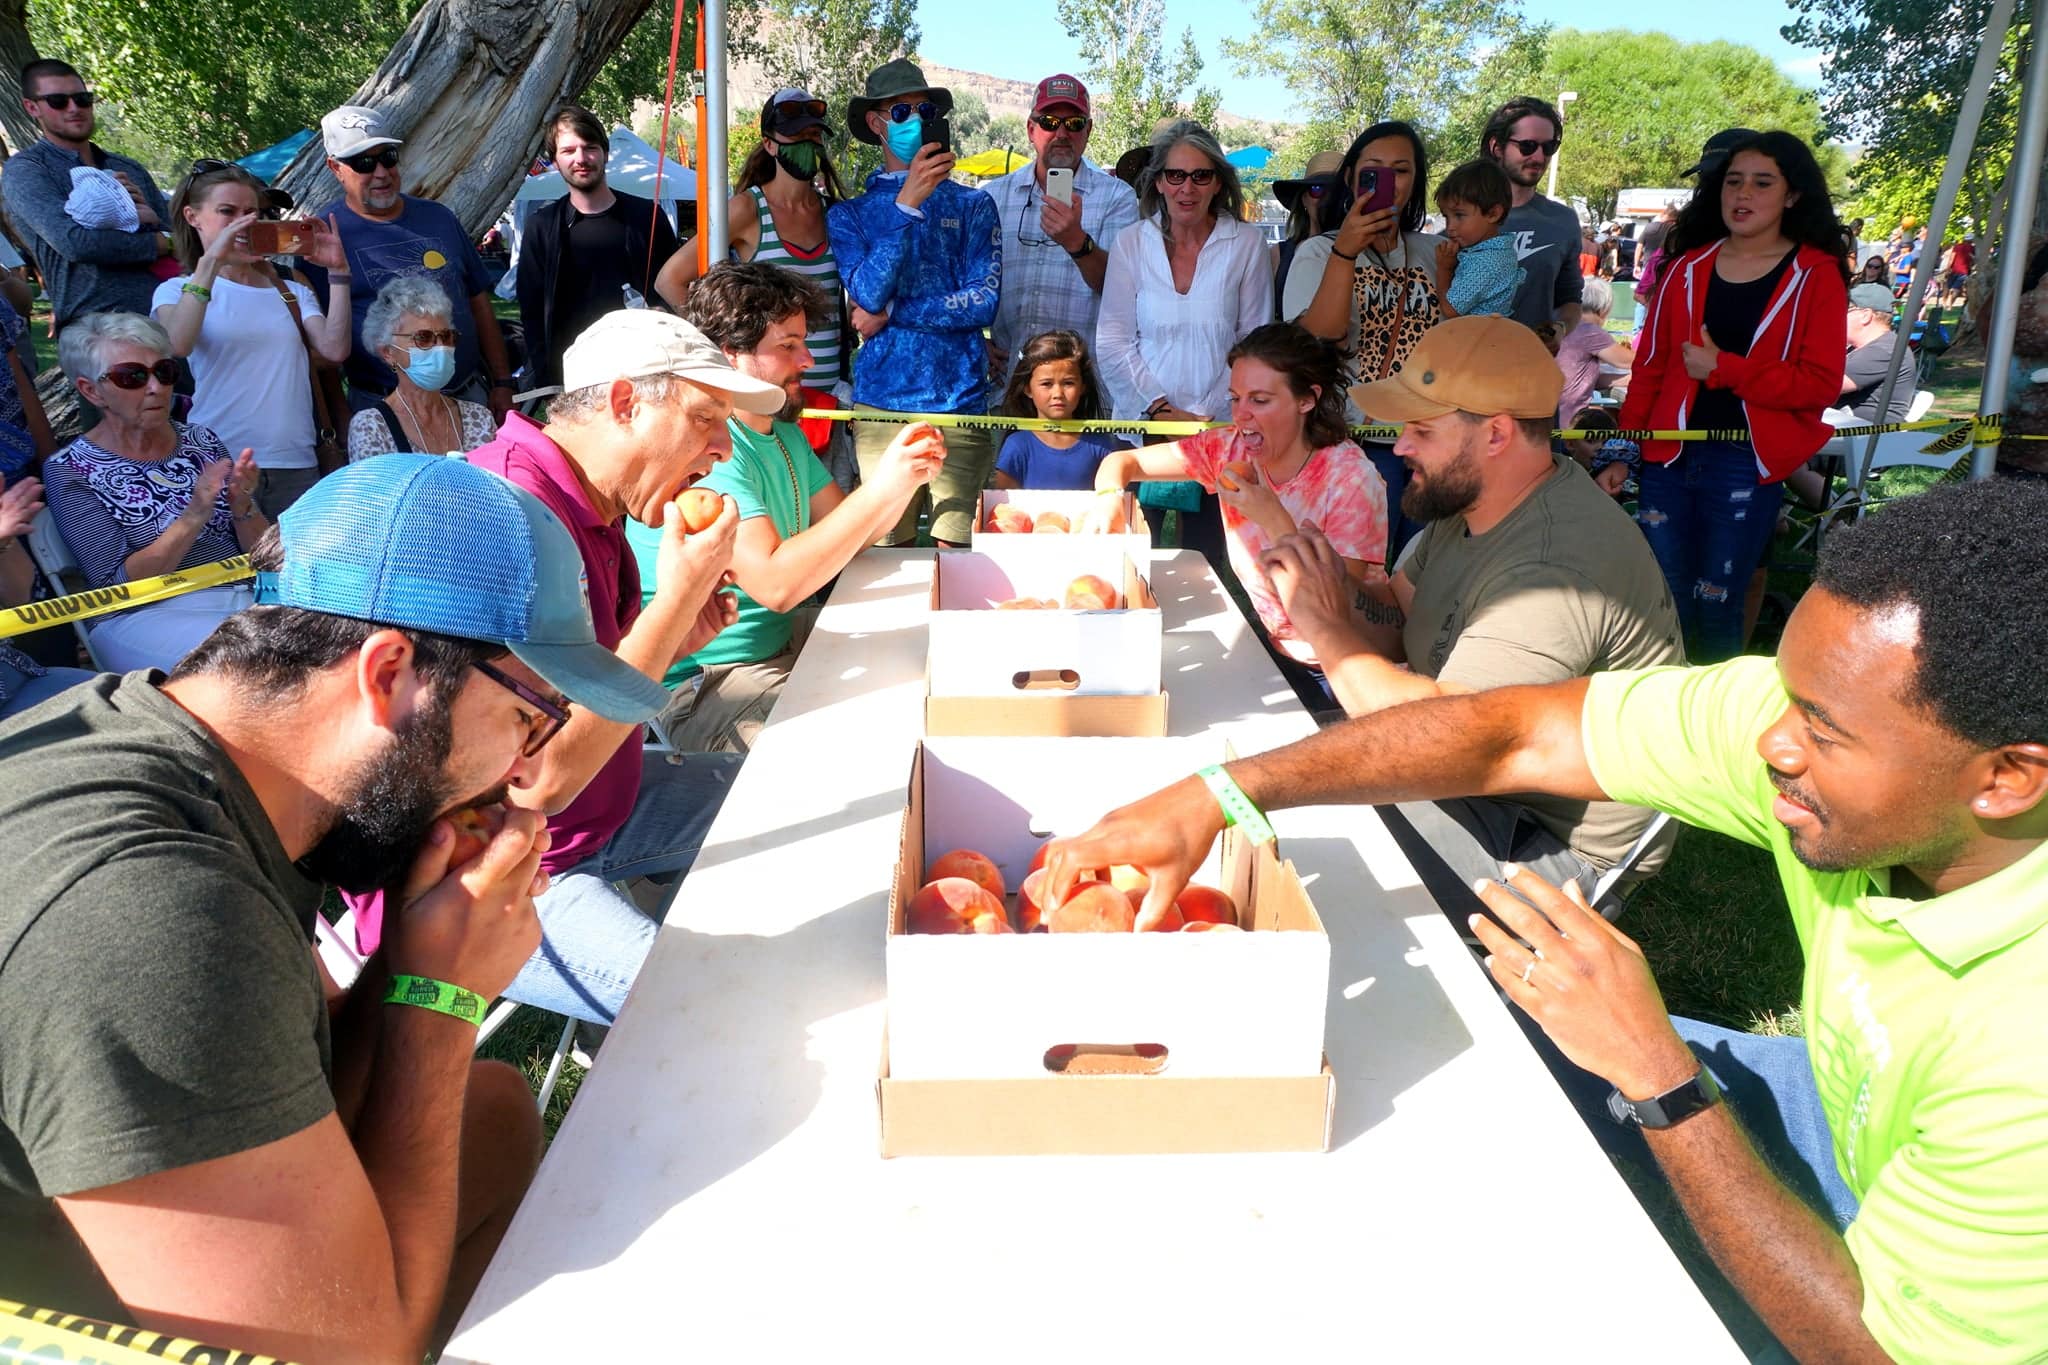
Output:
(1974, 0), (2048, 479)
(705, 0), (730, 262)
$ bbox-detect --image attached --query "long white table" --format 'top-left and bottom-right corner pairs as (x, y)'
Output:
(447, 549), (1739, 1362)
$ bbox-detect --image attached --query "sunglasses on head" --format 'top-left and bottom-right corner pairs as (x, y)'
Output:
(885, 100), (939, 124)
(99, 359), (179, 391)
(393, 328), (459, 349)
(189, 157), (235, 176)
(474, 660), (572, 757)
(1032, 113), (1089, 134)
(340, 147), (400, 174)
(35, 90), (94, 110)
(1508, 138), (1561, 157)
(774, 97), (827, 122)
(1158, 167), (1216, 187)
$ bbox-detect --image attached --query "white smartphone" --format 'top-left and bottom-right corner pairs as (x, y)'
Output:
(1045, 166), (1074, 207)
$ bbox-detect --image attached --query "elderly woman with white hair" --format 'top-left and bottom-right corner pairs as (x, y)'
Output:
(347, 275), (498, 459)
(41, 311), (264, 672)
(1553, 275), (1636, 427)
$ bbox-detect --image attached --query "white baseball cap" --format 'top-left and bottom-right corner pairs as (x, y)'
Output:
(560, 310), (785, 414)
(322, 104), (403, 159)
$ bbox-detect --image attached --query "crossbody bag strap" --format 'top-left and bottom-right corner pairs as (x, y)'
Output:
(276, 279), (349, 473)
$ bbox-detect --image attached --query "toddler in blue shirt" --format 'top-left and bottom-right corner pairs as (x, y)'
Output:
(1433, 159), (1525, 320)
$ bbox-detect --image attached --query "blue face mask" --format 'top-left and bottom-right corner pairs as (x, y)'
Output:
(883, 115), (924, 165)
(402, 345), (456, 392)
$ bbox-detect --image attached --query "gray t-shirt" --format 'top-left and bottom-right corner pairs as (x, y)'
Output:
(1503, 192), (1584, 330)
(1842, 333), (1916, 421)
(1400, 457), (1685, 868)
(0, 673), (330, 1312)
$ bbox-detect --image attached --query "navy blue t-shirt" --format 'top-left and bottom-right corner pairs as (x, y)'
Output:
(995, 430), (1126, 490)
(304, 196), (493, 398)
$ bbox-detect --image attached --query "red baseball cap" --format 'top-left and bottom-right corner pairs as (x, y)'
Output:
(1032, 74), (1090, 117)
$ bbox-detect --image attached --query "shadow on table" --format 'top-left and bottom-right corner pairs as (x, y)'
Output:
(761, 622), (923, 733)
(1283, 836), (1475, 1150)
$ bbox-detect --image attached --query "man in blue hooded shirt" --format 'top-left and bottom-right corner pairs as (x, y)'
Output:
(827, 60), (1000, 545)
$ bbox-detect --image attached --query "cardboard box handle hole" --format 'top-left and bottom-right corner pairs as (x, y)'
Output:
(1012, 668), (1081, 692)
(1043, 1043), (1169, 1075)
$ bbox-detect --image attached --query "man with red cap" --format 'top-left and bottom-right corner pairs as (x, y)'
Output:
(979, 73), (1139, 385)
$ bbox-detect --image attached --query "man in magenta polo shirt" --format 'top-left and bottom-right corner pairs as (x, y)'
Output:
(471, 308), (784, 1025)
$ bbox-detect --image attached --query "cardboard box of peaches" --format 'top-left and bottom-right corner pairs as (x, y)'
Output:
(925, 544), (1166, 738)
(878, 737), (1334, 1157)
(971, 488), (1150, 552)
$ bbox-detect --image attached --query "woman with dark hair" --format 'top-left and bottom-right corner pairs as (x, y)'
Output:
(1622, 128), (1849, 660)
(656, 87), (849, 391)
(1854, 252), (1890, 286)
(1284, 120), (1444, 562)
(1269, 149), (1343, 316)
(1090, 322), (1386, 694)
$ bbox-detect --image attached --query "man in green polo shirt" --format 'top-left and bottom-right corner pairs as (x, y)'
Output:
(626, 262), (945, 751)
(1045, 479), (2048, 1363)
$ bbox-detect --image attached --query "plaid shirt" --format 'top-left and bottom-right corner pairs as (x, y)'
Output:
(981, 160), (1140, 375)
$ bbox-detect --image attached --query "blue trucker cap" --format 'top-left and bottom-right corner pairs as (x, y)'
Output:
(253, 455), (668, 723)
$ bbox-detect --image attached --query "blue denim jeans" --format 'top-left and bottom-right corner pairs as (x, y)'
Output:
(1634, 444), (1783, 662)
(503, 749), (741, 1026)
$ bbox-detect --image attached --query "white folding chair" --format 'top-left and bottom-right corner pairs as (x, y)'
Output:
(24, 507), (106, 669)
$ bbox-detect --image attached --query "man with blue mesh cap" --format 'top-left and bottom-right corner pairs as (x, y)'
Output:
(0, 454), (645, 1356)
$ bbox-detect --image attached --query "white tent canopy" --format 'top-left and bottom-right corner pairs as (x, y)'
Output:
(514, 126), (698, 202)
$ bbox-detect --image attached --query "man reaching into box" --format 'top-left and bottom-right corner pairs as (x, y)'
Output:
(629, 262), (946, 753)
(1044, 479), (2048, 1363)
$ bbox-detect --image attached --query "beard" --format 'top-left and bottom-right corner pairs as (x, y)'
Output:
(297, 698), (463, 895)
(563, 162), (606, 191)
(1401, 431), (1486, 523)
(778, 383), (805, 422)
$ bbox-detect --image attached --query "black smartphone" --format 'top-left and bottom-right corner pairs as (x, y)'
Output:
(924, 115), (952, 154)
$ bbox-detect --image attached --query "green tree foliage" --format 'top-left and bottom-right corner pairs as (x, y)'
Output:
(1056, 0), (1218, 157)
(1452, 28), (1843, 221)
(1221, 0), (1525, 156)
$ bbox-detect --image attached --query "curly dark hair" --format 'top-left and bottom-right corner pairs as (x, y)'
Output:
(1001, 329), (1103, 420)
(1814, 479), (2048, 748)
(684, 261), (827, 356)
(1665, 130), (1852, 285)
(1435, 158), (1513, 222)
(1333, 121), (1429, 234)
(1226, 323), (1352, 449)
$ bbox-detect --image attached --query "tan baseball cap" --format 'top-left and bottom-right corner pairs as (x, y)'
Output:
(1349, 316), (1562, 422)
(560, 310), (784, 413)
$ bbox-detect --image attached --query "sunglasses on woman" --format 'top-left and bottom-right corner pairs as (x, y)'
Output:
(775, 97), (828, 122)
(35, 91), (94, 110)
(1305, 182), (1331, 198)
(394, 328), (460, 349)
(474, 659), (572, 757)
(886, 100), (939, 124)
(341, 147), (400, 174)
(1158, 167), (1217, 187)
(1032, 113), (1090, 134)
(1507, 138), (1561, 157)
(99, 360), (179, 390)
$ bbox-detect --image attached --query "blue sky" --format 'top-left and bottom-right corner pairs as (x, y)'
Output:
(917, 0), (1823, 125)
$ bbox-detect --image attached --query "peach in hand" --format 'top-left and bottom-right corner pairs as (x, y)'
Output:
(926, 848), (1005, 901)
(1176, 884), (1239, 927)
(445, 805), (496, 866)
(673, 487), (724, 534)
(907, 877), (1013, 934)
(1047, 882), (1137, 932)
(1217, 461), (1255, 493)
(1062, 574), (1121, 610)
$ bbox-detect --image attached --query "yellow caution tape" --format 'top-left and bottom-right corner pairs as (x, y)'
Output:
(0, 1297), (291, 1364)
(0, 556), (253, 640)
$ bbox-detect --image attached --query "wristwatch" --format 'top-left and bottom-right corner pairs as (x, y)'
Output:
(1607, 1065), (1722, 1129)
(1066, 233), (1096, 260)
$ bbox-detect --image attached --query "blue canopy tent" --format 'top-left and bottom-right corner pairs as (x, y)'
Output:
(237, 129), (314, 183)
(1225, 145), (1272, 171)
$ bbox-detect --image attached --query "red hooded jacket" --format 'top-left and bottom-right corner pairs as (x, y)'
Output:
(1621, 240), (1848, 483)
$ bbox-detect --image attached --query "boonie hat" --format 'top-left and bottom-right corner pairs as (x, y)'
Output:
(322, 104), (403, 160)
(846, 59), (952, 146)
(1682, 127), (1758, 179)
(1032, 74), (1091, 118)
(1849, 282), (1897, 313)
(255, 456), (668, 723)
(559, 310), (784, 414)
(763, 86), (829, 137)
(1349, 315), (1562, 422)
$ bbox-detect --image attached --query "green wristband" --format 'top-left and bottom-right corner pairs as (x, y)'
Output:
(1197, 764), (1275, 846)
(383, 973), (487, 1027)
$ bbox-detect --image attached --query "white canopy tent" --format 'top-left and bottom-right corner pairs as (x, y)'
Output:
(495, 126), (701, 299)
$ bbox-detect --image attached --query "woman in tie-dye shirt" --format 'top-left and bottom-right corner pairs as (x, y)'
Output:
(1090, 322), (1387, 667)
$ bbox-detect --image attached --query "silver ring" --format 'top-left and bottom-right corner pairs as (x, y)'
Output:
(1519, 958), (1538, 984)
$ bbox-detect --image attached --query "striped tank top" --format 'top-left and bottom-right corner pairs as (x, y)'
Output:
(743, 184), (843, 388)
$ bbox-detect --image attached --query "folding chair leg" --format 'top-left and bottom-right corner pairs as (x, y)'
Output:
(537, 1014), (577, 1115)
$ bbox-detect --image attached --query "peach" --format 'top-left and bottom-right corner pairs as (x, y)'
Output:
(1017, 868), (1057, 931)
(1047, 882), (1137, 933)
(1063, 574), (1120, 610)
(673, 487), (724, 533)
(1217, 461), (1255, 493)
(988, 504), (1034, 534)
(1134, 898), (1184, 933)
(1181, 921), (1243, 933)
(906, 877), (1012, 934)
(1033, 511), (1071, 534)
(1176, 884), (1239, 927)
(926, 848), (1005, 901)
(445, 805), (494, 865)
(995, 596), (1058, 610)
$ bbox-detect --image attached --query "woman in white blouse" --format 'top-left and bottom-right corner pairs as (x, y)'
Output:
(1096, 121), (1273, 424)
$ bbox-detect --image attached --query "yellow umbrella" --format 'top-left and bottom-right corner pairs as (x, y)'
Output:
(954, 147), (1029, 178)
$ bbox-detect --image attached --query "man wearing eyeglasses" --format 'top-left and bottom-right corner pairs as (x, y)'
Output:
(1, 58), (172, 333)
(0, 453), (679, 1357)
(979, 74), (1138, 389)
(310, 103), (520, 422)
(1478, 95), (1583, 334)
(828, 59), (1000, 547)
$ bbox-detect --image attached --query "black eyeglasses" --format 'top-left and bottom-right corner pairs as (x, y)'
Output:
(340, 147), (400, 174)
(1158, 167), (1216, 187)
(393, 328), (460, 349)
(1032, 113), (1090, 134)
(886, 100), (939, 124)
(98, 359), (179, 390)
(35, 91), (94, 110)
(1507, 138), (1561, 157)
(474, 660), (572, 758)
(775, 97), (827, 122)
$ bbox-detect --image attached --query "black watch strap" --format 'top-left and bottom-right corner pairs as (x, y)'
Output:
(1607, 1065), (1722, 1129)
(1067, 233), (1095, 259)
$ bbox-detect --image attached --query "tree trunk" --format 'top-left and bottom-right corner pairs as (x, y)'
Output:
(273, 0), (661, 239)
(0, 0), (40, 158)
